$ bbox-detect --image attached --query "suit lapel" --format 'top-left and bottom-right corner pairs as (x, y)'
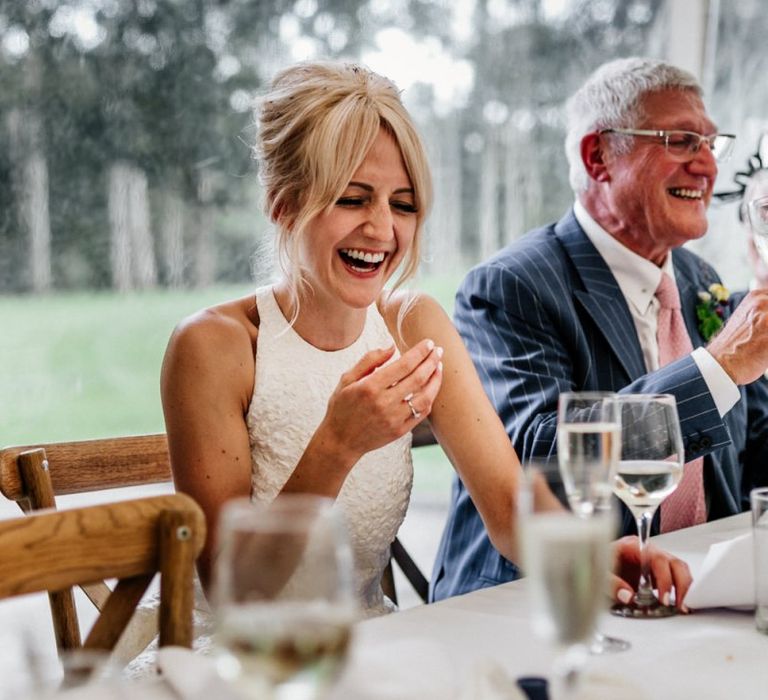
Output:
(555, 211), (647, 381)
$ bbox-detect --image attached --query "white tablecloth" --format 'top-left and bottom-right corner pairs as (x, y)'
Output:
(330, 513), (767, 700)
(54, 514), (768, 699)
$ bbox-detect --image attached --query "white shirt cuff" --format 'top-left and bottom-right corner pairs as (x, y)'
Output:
(691, 347), (741, 416)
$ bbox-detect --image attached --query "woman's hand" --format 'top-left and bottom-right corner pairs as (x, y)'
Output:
(611, 536), (693, 612)
(317, 338), (443, 463)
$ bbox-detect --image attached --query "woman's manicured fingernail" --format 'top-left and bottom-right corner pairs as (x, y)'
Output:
(437, 361), (443, 373)
(617, 589), (633, 605)
(436, 346), (444, 358)
(662, 592), (671, 607)
(426, 339), (435, 351)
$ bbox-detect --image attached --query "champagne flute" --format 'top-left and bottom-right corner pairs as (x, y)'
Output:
(522, 508), (613, 700)
(611, 394), (684, 618)
(747, 194), (768, 262)
(556, 391), (629, 654)
(212, 494), (358, 699)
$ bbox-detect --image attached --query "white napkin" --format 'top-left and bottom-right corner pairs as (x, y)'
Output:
(684, 533), (755, 610)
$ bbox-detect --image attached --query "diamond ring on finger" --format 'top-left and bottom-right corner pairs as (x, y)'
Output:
(403, 393), (421, 419)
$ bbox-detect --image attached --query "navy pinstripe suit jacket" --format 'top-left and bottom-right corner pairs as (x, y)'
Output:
(430, 209), (768, 601)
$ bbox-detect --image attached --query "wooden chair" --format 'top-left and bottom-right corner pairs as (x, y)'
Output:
(0, 493), (205, 655)
(0, 437), (173, 654)
(0, 431), (432, 632)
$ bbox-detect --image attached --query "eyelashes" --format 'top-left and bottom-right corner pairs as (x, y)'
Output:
(335, 197), (418, 214)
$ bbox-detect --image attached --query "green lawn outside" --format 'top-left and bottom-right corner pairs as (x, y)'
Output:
(1, 274), (462, 495)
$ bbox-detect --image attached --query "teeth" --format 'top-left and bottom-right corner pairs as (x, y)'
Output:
(340, 249), (386, 263)
(669, 188), (703, 200)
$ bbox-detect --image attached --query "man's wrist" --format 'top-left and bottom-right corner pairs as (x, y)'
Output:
(691, 346), (740, 416)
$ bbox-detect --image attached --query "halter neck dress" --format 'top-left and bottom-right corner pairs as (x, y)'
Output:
(246, 287), (413, 616)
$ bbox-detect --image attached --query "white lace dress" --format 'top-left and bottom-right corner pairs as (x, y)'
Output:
(246, 286), (413, 616)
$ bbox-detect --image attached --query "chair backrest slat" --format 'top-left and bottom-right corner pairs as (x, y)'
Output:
(0, 434), (171, 501)
(0, 493), (203, 599)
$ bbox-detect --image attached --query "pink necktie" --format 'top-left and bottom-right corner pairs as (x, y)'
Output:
(655, 273), (707, 532)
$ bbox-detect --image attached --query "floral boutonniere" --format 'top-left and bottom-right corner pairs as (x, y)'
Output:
(696, 283), (730, 341)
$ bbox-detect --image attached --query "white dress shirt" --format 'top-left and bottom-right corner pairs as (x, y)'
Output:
(573, 200), (740, 417)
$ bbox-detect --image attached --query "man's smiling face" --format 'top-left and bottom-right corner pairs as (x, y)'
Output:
(597, 88), (718, 264)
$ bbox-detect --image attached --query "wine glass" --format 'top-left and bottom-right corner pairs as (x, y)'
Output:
(521, 508), (613, 700)
(212, 494), (358, 699)
(747, 194), (768, 262)
(556, 391), (629, 654)
(611, 394), (684, 618)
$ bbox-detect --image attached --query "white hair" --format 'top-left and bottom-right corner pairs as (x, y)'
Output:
(565, 57), (702, 193)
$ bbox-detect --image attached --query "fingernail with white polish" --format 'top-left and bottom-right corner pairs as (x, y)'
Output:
(426, 339), (435, 351)
(437, 361), (443, 373)
(436, 346), (444, 358)
(617, 589), (633, 605)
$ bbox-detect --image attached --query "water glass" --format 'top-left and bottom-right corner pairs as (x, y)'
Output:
(521, 509), (612, 699)
(751, 487), (768, 634)
(212, 494), (357, 700)
(556, 392), (628, 655)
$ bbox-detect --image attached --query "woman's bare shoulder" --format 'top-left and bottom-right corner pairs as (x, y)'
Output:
(166, 294), (259, 369)
(377, 289), (451, 344)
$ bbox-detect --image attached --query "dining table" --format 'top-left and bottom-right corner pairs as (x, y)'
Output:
(55, 512), (766, 700)
(330, 512), (766, 699)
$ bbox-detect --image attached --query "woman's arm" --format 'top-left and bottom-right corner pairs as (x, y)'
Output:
(384, 292), (559, 564)
(161, 306), (256, 592)
(384, 291), (692, 607)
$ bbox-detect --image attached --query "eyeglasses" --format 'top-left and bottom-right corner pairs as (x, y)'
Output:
(599, 128), (736, 162)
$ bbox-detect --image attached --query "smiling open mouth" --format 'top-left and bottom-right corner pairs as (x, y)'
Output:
(338, 248), (388, 273)
(668, 188), (703, 200)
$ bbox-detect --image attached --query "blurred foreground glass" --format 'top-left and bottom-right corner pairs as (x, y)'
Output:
(556, 392), (628, 655)
(0, 636), (119, 700)
(522, 506), (612, 700)
(751, 487), (768, 634)
(611, 394), (684, 618)
(747, 195), (768, 263)
(213, 495), (357, 700)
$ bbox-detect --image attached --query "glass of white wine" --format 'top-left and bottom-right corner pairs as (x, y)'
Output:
(556, 391), (628, 654)
(611, 394), (684, 618)
(522, 508), (613, 700)
(747, 194), (768, 262)
(212, 494), (358, 700)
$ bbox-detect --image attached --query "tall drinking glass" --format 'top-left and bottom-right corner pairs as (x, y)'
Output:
(522, 509), (613, 700)
(611, 394), (684, 618)
(556, 391), (628, 654)
(747, 194), (768, 263)
(750, 487), (768, 634)
(213, 494), (357, 700)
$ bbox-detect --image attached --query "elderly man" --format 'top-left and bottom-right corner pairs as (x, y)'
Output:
(431, 57), (768, 602)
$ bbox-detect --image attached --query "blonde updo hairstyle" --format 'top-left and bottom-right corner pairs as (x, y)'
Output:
(255, 61), (432, 316)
